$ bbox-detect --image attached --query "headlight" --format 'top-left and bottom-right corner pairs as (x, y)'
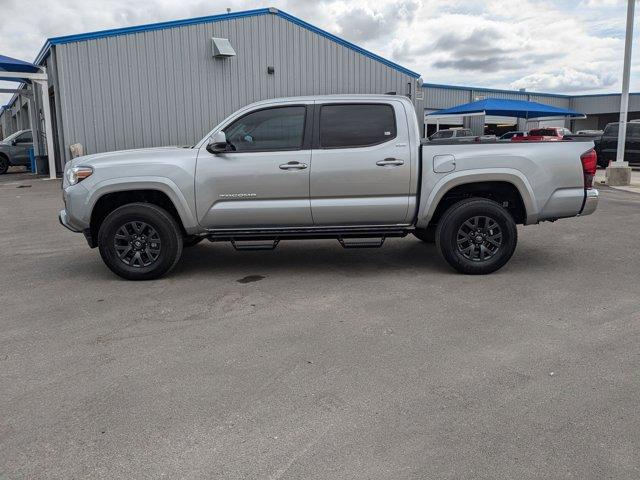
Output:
(66, 166), (93, 185)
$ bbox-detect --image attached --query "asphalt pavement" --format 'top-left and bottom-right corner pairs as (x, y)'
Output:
(1, 170), (639, 479)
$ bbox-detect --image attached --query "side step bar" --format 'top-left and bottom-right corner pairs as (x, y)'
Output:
(207, 225), (409, 241)
(206, 225), (410, 250)
(231, 239), (280, 251)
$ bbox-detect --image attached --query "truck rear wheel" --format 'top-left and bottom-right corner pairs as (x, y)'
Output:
(97, 203), (183, 280)
(435, 198), (517, 275)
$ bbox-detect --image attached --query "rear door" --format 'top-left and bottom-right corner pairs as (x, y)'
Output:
(309, 101), (412, 225)
(195, 103), (313, 229)
(626, 123), (640, 166)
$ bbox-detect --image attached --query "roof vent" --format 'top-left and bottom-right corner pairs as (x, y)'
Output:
(212, 38), (236, 58)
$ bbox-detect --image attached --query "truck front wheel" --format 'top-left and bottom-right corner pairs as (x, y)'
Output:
(435, 198), (517, 275)
(97, 203), (183, 280)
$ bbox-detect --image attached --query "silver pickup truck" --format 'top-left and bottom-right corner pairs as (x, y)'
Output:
(59, 95), (598, 280)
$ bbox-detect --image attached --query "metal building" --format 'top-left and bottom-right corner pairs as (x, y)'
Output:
(0, 7), (426, 172)
(421, 82), (640, 137)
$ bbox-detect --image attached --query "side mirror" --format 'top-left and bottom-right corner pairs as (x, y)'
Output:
(206, 131), (229, 154)
(11, 139), (17, 146)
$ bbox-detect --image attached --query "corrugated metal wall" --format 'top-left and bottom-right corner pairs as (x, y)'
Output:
(570, 94), (640, 115)
(53, 12), (423, 163)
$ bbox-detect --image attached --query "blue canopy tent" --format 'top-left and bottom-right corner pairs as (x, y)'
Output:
(427, 98), (585, 119)
(0, 54), (41, 78)
(0, 54), (56, 178)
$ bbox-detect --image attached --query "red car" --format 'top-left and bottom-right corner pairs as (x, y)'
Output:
(511, 127), (572, 142)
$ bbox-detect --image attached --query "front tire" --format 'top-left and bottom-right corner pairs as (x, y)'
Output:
(0, 155), (9, 175)
(98, 203), (183, 280)
(435, 198), (517, 275)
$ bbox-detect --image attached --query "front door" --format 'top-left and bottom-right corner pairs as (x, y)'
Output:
(11, 131), (33, 165)
(309, 101), (412, 225)
(195, 104), (313, 229)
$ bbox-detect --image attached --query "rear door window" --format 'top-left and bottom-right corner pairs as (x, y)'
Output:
(319, 104), (396, 148)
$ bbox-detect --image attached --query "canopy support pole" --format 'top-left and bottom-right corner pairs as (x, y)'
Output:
(33, 69), (57, 180)
(607, 0), (634, 186)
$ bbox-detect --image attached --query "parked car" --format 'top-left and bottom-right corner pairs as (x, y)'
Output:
(0, 129), (33, 174)
(595, 122), (640, 168)
(499, 131), (527, 141)
(428, 128), (475, 143)
(59, 95), (598, 280)
(511, 127), (572, 142)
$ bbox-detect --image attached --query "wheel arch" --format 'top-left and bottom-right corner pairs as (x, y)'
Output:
(87, 181), (198, 247)
(417, 170), (538, 228)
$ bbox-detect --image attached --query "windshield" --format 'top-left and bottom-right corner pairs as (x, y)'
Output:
(529, 128), (558, 136)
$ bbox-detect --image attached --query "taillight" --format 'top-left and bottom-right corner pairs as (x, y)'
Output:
(580, 149), (597, 189)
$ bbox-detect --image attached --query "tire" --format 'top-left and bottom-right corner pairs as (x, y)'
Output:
(183, 236), (205, 248)
(0, 155), (8, 175)
(413, 225), (436, 243)
(435, 198), (517, 275)
(98, 203), (183, 280)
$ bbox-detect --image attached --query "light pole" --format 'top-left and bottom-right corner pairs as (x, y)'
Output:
(607, 0), (635, 186)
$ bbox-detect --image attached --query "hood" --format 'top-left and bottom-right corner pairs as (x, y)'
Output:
(68, 145), (194, 168)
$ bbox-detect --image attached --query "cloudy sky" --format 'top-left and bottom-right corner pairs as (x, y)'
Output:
(0, 0), (637, 104)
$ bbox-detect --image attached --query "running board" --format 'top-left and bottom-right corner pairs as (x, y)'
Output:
(338, 237), (385, 248)
(231, 239), (280, 251)
(206, 225), (409, 242)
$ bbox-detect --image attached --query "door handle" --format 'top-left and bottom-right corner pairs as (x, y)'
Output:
(376, 158), (404, 166)
(279, 161), (308, 170)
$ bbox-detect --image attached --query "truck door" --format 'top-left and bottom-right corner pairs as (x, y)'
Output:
(309, 101), (412, 225)
(195, 104), (313, 229)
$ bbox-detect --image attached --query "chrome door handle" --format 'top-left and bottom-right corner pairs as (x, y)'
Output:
(376, 158), (404, 166)
(279, 161), (308, 170)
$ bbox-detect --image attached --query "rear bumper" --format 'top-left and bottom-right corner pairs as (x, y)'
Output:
(580, 189), (599, 216)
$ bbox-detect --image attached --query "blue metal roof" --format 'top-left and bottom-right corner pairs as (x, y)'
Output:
(34, 7), (420, 78)
(428, 98), (584, 119)
(421, 82), (572, 99)
(0, 54), (40, 73)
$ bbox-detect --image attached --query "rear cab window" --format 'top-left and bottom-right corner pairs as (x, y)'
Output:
(319, 103), (396, 148)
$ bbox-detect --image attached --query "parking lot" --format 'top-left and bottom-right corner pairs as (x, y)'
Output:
(1, 171), (640, 479)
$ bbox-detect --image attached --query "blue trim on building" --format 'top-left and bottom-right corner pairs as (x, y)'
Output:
(33, 8), (419, 78)
(421, 82), (571, 99)
(570, 92), (640, 98)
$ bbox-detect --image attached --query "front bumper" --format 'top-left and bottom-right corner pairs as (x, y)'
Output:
(580, 188), (599, 216)
(59, 209), (82, 232)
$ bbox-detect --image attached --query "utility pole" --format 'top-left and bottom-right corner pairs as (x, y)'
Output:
(607, 0), (635, 186)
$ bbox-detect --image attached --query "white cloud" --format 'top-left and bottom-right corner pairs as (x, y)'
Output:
(510, 68), (617, 92)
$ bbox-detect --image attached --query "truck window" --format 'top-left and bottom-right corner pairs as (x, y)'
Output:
(223, 106), (306, 152)
(16, 131), (32, 143)
(603, 124), (618, 136)
(319, 104), (396, 148)
(628, 123), (640, 138)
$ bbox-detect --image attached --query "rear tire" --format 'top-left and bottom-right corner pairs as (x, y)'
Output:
(413, 225), (436, 243)
(435, 198), (517, 275)
(98, 203), (183, 280)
